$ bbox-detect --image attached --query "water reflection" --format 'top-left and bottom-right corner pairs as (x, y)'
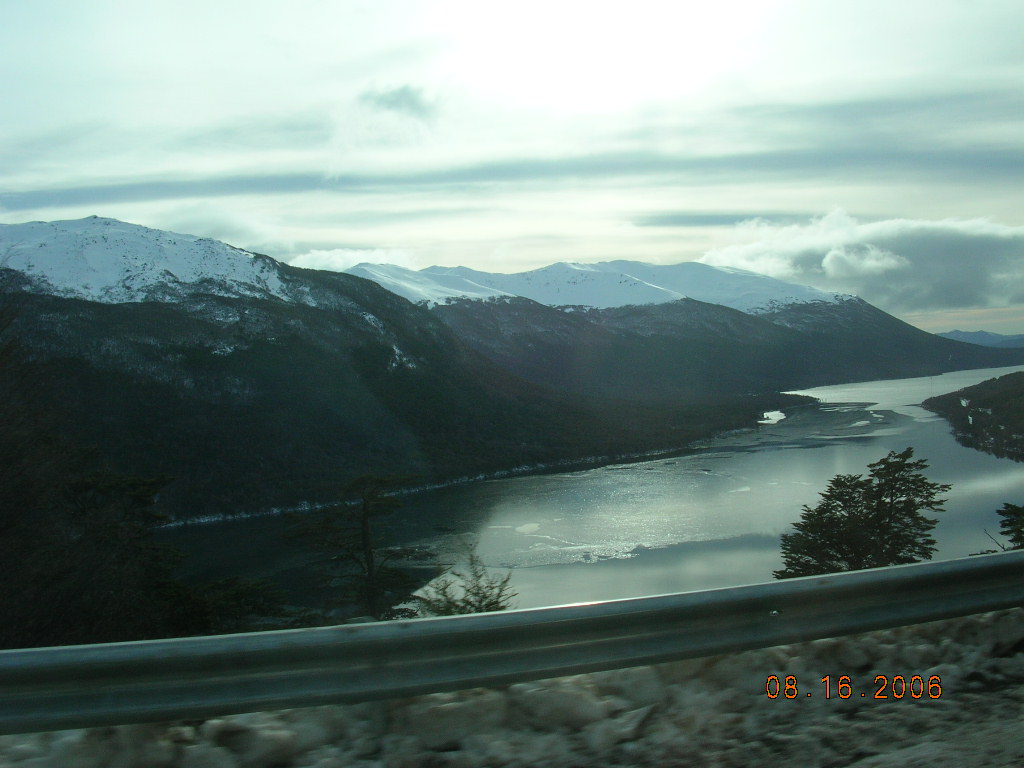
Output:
(506, 535), (784, 607)
(161, 365), (1024, 611)
(412, 365), (1024, 609)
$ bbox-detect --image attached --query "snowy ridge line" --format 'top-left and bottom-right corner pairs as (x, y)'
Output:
(345, 259), (851, 313)
(0, 217), (301, 306)
(0, 216), (850, 315)
(2, 551), (1023, 736)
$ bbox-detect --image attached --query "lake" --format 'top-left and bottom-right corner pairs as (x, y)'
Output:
(163, 365), (1024, 611)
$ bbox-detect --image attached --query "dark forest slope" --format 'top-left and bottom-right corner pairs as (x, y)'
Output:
(924, 371), (1024, 461)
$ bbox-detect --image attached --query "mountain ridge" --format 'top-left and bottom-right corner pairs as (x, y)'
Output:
(937, 330), (1024, 349)
(346, 259), (850, 313)
(3, 216), (1023, 519)
(0, 216), (316, 306)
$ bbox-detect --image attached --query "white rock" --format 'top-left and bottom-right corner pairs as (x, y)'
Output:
(279, 718), (334, 753)
(46, 728), (121, 768)
(509, 680), (609, 730)
(592, 666), (666, 707)
(460, 734), (518, 766)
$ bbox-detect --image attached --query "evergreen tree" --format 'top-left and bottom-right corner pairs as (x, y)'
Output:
(292, 475), (419, 620)
(416, 540), (517, 616)
(775, 448), (950, 579)
(997, 502), (1024, 550)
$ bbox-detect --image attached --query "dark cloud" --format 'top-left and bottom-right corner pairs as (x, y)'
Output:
(6, 128), (1024, 213)
(0, 174), (329, 210)
(634, 212), (820, 228)
(702, 213), (1024, 315)
(733, 90), (1024, 137)
(358, 84), (434, 119)
(844, 227), (1024, 311)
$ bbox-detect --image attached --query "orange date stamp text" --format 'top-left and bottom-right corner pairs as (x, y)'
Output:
(765, 674), (942, 700)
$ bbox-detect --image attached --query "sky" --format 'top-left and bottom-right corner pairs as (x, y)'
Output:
(2, 1), (1024, 333)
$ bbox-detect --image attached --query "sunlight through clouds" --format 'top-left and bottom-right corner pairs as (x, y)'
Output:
(2, 1), (1024, 331)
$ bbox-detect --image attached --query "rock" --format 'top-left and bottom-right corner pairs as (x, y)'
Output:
(199, 717), (299, 768)
(831, 637), (872, 671)
(509, 680), (609, 730)
(592, 666), (666, 707)
(46, 728), (121, 768)
(278, 708), (350, 753)
(985, 612), (1024, 656)
(291, 745), (351, 767)
(378, 734), (423, 768)
(847, 741), (963, 767)
(504, 732), (578, 767)
(3, 741), (47, 762)
(200, 718), (253, 751)
(397, 689), (507, 750)
(235, 728), (299, 768)
(581, 705), (654, 753)
(180, 743), (239, 768)
(460, 734), (518, 766)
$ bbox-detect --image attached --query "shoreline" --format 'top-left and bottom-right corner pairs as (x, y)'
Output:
(161, 404), (808, 529)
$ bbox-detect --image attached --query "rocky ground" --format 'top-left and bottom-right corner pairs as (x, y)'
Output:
(3, 608), (1024, 768)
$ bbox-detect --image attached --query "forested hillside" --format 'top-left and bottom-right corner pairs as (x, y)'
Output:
(924, 371), (1024, 461)
(1, 275), (801, 520)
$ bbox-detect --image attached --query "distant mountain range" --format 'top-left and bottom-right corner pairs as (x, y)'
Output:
(344, 260), (849, 312)
(2, 217), (1022, 518)
(937, 330), (1024, 349)
(345, 255), (1023, 399)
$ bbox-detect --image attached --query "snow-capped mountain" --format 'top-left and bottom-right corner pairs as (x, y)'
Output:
(3, 217), (845, 316)
(0, 216), (309, 305)
(2, 215), (1021, 520)
(345, 260), (849, 313)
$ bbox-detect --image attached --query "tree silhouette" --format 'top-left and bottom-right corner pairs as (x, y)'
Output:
(775, 448), (950, 579)
(293, 475), (419, 620)
(997, 502), (1024, 550)
(416, 538), (517, 616)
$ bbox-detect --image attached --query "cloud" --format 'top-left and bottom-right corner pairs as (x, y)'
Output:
(820, 244), (909, 279)
(358, 85), (435, 120)
(701, 210), (1024, 314)
(288, 248), (420, 273)
(634, 212), (818, 228)
(0, 174), (329, 211)
(155, 203), (295, 257)
(7, 127), (1024, 213)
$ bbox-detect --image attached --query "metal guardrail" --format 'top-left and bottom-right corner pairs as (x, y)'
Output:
(2, 550), (1023, 735)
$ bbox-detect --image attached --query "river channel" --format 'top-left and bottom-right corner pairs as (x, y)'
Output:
(163, 365), (1024, 611)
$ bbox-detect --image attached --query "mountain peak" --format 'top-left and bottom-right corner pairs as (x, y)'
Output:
(0, 217), (295, 305)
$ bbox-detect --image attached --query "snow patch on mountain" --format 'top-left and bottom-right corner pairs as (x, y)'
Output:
(0, 216), (301, 305)
(346, 260), (849, 313)
(346, 262), (514, 305)
(0, 217), (850, 315)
